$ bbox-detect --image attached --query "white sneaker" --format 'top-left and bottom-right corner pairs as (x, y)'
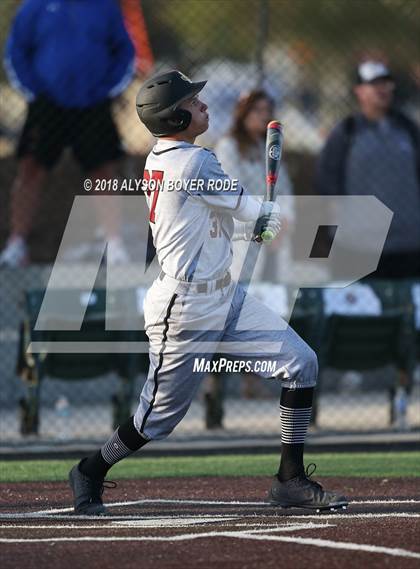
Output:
(0, 237), (29, 267)
(106, 237), (130, 265)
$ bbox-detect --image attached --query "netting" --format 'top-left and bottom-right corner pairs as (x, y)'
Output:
(0, 0), (419, 444)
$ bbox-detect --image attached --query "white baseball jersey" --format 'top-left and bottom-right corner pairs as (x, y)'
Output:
(143, 139), (262, 281)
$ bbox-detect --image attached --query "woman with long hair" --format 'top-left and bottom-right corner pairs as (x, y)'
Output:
(215, 89), (295, 284)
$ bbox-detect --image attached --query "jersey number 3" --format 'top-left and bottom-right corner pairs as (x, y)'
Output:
(143, 170), (164, 223)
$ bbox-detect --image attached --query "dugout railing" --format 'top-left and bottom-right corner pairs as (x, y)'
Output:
(204, 280), (418, 430)
(17, 287), (148, 436)
(316, 280), (417, 427)
(15, 280), (419, 437)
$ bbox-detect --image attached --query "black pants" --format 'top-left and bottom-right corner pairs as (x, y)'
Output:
(17, 96), (123, 171)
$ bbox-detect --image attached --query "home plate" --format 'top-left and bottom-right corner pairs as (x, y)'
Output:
(113, 515), (241, 528)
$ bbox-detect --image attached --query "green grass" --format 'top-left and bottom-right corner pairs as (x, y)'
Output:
(0, 452), (419, 483)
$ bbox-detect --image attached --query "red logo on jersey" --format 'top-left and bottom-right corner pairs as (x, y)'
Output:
(143, 170), (164, 223)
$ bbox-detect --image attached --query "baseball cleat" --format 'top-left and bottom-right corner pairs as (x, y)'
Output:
(268, 463), (349, 512)
(69, 460), (115, 516)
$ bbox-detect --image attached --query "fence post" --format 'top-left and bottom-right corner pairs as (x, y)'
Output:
(255, 0), (269, 85)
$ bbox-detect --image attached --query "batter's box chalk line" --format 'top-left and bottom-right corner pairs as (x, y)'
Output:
(0, 522), (331, 532)
(1, 526), (420, 560)
(3, 497), (420, 518)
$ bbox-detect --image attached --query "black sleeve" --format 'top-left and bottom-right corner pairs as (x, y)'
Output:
(393, 111), (420, 182)
(314, 120), (351, 196)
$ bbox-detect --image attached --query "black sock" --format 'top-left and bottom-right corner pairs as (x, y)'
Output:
(277, 387), (314, 482)
(80, 416), (148, 480)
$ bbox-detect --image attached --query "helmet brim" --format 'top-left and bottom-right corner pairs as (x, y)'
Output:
(171, 80), (207, 110)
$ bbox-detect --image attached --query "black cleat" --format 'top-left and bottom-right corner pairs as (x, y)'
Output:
(268, 463), (349, 512)
(69, 460), (115, 516)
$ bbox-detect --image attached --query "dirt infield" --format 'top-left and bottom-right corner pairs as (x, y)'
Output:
(1, 477), (419, 569)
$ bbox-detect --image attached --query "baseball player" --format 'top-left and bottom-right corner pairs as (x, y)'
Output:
(69, 70), (348, 515)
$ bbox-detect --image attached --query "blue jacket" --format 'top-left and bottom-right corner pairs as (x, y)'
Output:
(4, 0), (135, 108)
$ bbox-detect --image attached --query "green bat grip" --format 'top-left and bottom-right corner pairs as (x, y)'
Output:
(261, 228), (275, 242)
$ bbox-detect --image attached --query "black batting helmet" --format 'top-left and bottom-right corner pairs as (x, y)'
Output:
(136, 70), (207, 137)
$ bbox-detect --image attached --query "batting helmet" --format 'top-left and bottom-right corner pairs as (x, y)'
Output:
(136, 70), (207, 137)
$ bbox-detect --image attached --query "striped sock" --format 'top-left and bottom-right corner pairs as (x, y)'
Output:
(80, 416), (148, 480)
(279, 406), (313, 445)
(101, 431), (133, 465)
(278, 387), (314, 482)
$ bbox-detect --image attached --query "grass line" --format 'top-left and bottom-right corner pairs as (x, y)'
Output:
(0, 452), (419, 483)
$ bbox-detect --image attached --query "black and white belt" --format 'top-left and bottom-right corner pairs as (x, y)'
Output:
(158, 271), (231, 294)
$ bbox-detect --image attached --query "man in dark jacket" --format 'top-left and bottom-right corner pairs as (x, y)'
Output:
(316, 61), (419, 429)
(1, 0), (135, 266)
(316, 60), (420, 279)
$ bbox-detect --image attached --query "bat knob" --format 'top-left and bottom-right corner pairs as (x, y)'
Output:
(267, 120), (282, 131)
(261, 228), (275, 242)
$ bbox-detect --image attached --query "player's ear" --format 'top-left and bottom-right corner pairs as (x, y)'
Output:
(167, 109), (191, 130)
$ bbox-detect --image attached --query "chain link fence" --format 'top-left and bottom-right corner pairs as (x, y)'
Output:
(0, 0), (419, 445)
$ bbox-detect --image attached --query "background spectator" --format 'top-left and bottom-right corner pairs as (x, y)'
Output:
(215, 89), (295, 284)
(316, 59), (420, 424)
(0, 0), (135, 267)
(315, 60), (420, 279)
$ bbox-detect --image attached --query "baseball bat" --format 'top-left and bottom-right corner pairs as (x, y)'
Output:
(261, 120), (284, 242)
